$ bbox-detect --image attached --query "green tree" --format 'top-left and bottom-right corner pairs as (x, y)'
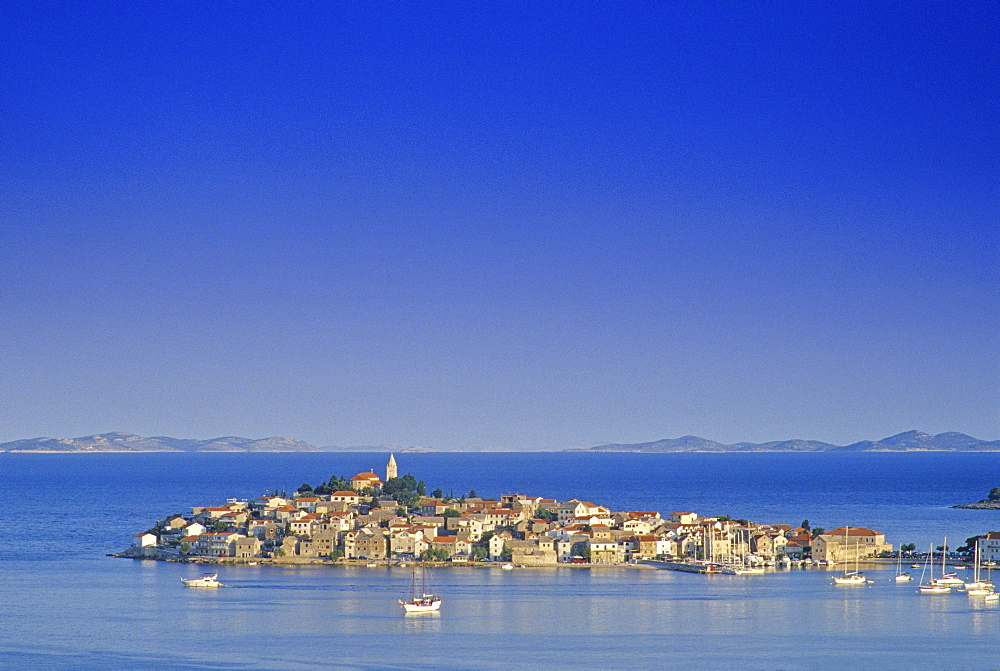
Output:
(297, 483), (313, 493)
(179, 542), (191, 556)
(988, 487), (1000, 501)
(468, 489), (477, 498)
(535, 508), (557, 522)
(417, 480), (426, 496)
(801, 519), (811, 531)
(316, 475), (351, 495)
(420, 548), (450, 562)
(470, 546), (488, 560)
(442, 508), (461, 518)
(900, 543), (916, 553)
(957, 535), (992, 553)
(431, 488), (443, 499)
(811, 527), (825, 538)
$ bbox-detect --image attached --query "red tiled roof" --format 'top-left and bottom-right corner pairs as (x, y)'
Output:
(823, 527), (882, 537)
(350, 472), (381, 481)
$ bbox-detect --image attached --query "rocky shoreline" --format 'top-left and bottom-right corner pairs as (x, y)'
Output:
(952, 501), (1000, 510)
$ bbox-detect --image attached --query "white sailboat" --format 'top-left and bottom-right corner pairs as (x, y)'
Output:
(400, 566), (441, 613)
(731, 530), (765, 574)
(894, 548), (912, 582)
(833, 527), (867, 585)
(918, 543), (951, 594)
(935, 537), (964, 586)
(966, 541), (995, 596)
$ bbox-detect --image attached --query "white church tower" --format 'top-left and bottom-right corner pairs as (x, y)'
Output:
(386, 453), (398, 481)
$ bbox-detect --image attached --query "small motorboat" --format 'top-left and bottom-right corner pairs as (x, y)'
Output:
(181, 573), (223, 588)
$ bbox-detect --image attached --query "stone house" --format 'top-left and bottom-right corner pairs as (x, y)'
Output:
(235, 536), (262, 559)
(812, 527), (892, 562)
(588, 539), (625, 564)
(509, 539), (558, 566)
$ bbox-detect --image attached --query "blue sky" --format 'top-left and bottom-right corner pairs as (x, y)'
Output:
(1, 2), (996, 448)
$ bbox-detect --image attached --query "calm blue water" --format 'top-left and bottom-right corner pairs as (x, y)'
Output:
(3, 452), (1000, 669)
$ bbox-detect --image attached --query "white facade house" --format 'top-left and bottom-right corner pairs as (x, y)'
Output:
(133, 532), (157, 548)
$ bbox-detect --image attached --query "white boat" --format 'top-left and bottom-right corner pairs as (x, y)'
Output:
(918, 543), (951, 594)
(181, 573), (223, 588)
(833, 528), (867, 585)
(966, 541), (994, 595)
(366, 562), (378, 568)
(894, 549), (912, 582)
(400, 566), (441, 613)
(984, 591), (999, 602)
(501, 563), (514, 570)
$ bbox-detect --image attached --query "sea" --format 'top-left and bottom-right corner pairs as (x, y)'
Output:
(3, 451), (1000, 670)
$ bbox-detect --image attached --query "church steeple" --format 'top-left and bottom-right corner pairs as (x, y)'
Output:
(386, 453), (398, 481)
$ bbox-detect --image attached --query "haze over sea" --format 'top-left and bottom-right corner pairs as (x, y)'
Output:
(4, 451), (1000, 670)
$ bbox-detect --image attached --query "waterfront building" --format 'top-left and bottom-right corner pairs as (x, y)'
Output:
(979, 531), (1000, 562)
(811, 527), (892, 562)
(133, 532), (157, 548)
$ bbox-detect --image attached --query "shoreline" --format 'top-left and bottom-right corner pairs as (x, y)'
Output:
(110, 550), (655, 569)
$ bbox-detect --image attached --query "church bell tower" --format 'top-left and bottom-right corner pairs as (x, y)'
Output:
(386, 453), (398, 481)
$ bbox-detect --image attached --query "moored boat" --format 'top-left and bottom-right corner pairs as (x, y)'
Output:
(918, 543), (951, 594)
(893, 549), (912, 582)
(832, 527), (867, 585)
(400, 566), (441, 613)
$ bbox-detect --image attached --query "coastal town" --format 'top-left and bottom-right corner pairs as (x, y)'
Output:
(122, 455), (931, 571)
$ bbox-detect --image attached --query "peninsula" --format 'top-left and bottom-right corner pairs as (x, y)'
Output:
(952, 487), (1000, 510)
(119, 455), (896, 571)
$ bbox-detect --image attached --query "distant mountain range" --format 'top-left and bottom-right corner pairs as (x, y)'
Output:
(0, 432), (320, 453)
(578, 431), (1000, 453)
(2, 430), (997, 453)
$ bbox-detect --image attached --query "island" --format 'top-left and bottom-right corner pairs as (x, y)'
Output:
(118, 455), (898, 572)
(952, 487), (1000, 510)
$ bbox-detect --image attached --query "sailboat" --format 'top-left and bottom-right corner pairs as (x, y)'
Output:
(832, 527), (867, 585)
(935, 537), (965, 586)
(894, 548), (912, 582)
(731, 530), (765, 574)
(966, 541), (995, 596)
(918, 543), (951, 594)
(400, 566), (441, 613)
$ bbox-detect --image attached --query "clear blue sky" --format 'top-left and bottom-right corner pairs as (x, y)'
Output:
(1, 2), (996, 448)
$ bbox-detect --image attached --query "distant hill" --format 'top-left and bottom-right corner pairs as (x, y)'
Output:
(0, 432), (320, 453)
(580, 431), (1000, 453)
